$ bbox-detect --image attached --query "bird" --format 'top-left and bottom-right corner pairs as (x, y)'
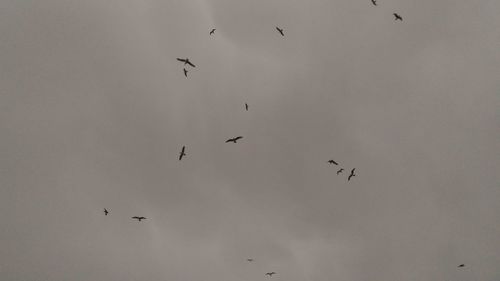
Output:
(276, 27), (284, 36)
(210, 28), (216, 35)
(328, 160), (339, 165)
(183, 68), (188, 77)
(245, 103), (249, 111)
(179, 146), (186, 161)
(337, 168), (344, 175)
(132, 216), (146, 222)
(247, 258), (254, 262)
(265, 272), (276, 277)
(371, 0), (377, 5)
(458, 264), (465, 268)
(104, 208), (109, 216)
(348, 168), (356, 181)
(226, 136), (243, 143)
(393, 13), (403, 21)
(176, 58), (196, 67)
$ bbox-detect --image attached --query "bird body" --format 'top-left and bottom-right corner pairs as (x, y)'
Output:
(177, 58), (196, 67)
(276, 27), (284, 36)
(132, 216), (146, 221)
(247, 258), (254, 262)
(393, 13), (403, 21)
(266, 272), (276, 277)
(337, 168), (344, 175)
(348, 168), (356, 181)
(245, 103), (249, 111)
(179, 146), (186, 160)
(210, 28), (216, 35)
(371, 0), (377, 5)
(183, 68), (188, 77)
(328, 160), (338, 165)
(104, 208), (108, 216)
(458, 264), (465, 268)
(226, 136), (243, 143)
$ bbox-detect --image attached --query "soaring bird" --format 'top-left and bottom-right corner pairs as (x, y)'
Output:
(177, 58), (196, 67)
(226, 136), (243, 143)
(337, 168), (344, 175)
(371, 0), (377, 5)
(183, 68), (188, 77)
(265, 272), (276, 277)
(348, 168), (356, 181)
(245, 103), (249, 111)
(132, 216), (146, 222)
(328, 160), (339, 165)
(276, 27), (284, 36)
(179, 146), (186, 161)
(104, 208), (109, 216)
(210, 28), (216, 35)
(393, 13), (403, 21)
(247, 258), (254, 262)
(458, 264), (465, 268)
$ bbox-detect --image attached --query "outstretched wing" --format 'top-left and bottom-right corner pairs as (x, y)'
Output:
(177, 58), (186, 63)
(183, 68), (188, 77)
(186, 61), (196, 68)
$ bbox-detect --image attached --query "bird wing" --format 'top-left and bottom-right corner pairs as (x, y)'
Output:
(183, 69), (188, 76)
(186, 61), (196, 67)
(132, 216), (139, 219)
(235, 136), (243, 140)
(177, 58), (186, 63)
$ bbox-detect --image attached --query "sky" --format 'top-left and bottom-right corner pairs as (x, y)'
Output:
(0, 0), (499, 280)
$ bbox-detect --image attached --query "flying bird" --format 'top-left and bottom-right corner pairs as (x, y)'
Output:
(337, 168), (344, 175)
(104, 208), (108, 216)
(132, 216), (146, 222)
(247, 258), (254, 262)
(245, 103), (249, 111)
(458, 264), (465, 268)
(328, 160), (339, 165)
(371, 0), (377, 5)
(179, 146), (186, 160)
(226, 136), (243, 143)
(210, 28), (216, 35)
(348, 168), (356, 181)
(393, 13), (403, 21)
(183, 68), (188, 77)
(176, 58), (196, 67)
(276, 27), (284, 36)
(266, 272), (276, 277)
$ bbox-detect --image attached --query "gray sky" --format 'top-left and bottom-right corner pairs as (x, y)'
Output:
(1, 0), (499, 280)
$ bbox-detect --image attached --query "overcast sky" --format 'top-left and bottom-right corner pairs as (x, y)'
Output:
(1, 0), (499, 280)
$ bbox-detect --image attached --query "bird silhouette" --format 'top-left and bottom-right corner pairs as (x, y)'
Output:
(266, 272), (276, 277)
(337, 168), (344, 175)
(183, 68), (188, 77)
(328, 160), (339, 165)
(458, 264), (465, 268)
(245, 103), (249, 111)
(276, 27), (284, 36)
(348, 168), (356, 181)
(226, 136), (243, 143)
(371, 0), (377, 5)
(247, 258), (254, 262)
(179, 146), (186, 160)
(210, 28), (216, 35)
(132, 216), (146, 221)
(104, 208), (108, 216)
(393, 13), (403, 21)
(177, 58), (196, 67)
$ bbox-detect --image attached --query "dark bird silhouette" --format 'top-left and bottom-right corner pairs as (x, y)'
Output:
(247, 258), (254, 262)
(245, 103), (249, 111)
(177, 58), (196, 67)
(337, 168), (344, 175)
(348, 168), (356, 181)
(210, 28), (216, 35)
(132, 216), (146, 222)
(104, 208), (108, 216)
(183, 68), (188, 77)
(226, 136), (243, 143)
(371, 0), (377, 5)
(458, 264), (465, 268)
(328, 160), (339, 165)
(393, 13), (403, 21)
(179, 146), (186, 161)
(266, 272), (276, 277)
(276, 27), (284, 36)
